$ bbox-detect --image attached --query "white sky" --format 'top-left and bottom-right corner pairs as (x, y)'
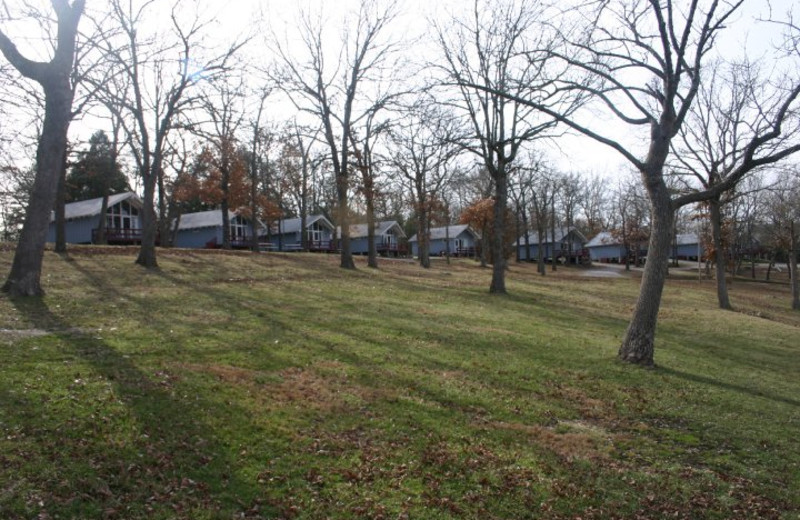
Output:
(1, 0), (797, 180)
(214, 0), (798, 177)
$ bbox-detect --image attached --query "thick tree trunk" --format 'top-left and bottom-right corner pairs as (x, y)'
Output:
(417, 203), (430, 268)
(709, 198), (732, 310)
(54, 154), (67, 253)
(96, 194), (109, 245)
(337, 176), (355, 269)
(445, 221), (451, 265)
(550, 200), (557, 272)
(366, 196), (378, 269)
(791, 221), (799, 311)
(618, 130), (673, 367)
(537, 224), (545, 275)
(136, 176), (159, 268)
(490, 174), (507, 294)
(478, 224), (487, 268)
(514, 212), (521, 263)
(3, 92), (73, 295)
(221, 197), (231, 250)
(250, 189), (259, 253)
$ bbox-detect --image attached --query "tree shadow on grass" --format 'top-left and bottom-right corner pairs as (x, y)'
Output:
(6, 295), (270, 519)
(658, 365), (800, 408)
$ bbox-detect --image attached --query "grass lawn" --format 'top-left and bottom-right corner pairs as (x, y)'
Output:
(1, 247), (798, 519)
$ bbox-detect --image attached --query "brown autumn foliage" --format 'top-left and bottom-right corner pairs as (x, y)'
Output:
(459, 198), (515, 263)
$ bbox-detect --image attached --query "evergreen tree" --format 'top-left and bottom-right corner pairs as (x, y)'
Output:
(65, 131), (128, 201)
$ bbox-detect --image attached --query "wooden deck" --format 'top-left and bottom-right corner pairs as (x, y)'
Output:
(92, 228), (144, 245)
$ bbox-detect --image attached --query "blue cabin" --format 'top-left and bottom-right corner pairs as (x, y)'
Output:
(586, 231), (648, 263)
(409, 225), (479, 257)
(515, 228), (588, 263)
(671, 233), (705, 261)
(339, 220), (408, 256)
(174, 210), (257, 249)
(265, 214), (336, 251)
(47, 192), (143, 245)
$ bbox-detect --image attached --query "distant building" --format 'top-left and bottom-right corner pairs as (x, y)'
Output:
(514, 228), (588, 263)
(586, 231), (649, 263)
(174, 209), (257, 249)
(47, 192), (143, 245)
(265, 214), (336, 252)
(338, 220), (408, 256)
(409, 225), (480, 257)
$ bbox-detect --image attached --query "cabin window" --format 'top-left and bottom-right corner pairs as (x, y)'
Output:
(307, 222), (325, 243)
(106, 200), (139, 230)
(230, 216), (248, 239)
(454, 238), (463, 250)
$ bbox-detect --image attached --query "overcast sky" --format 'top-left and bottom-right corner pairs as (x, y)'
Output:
(2, 0), (797, 179)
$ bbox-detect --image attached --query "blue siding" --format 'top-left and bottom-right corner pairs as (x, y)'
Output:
(350, 237), (369, 254)
(588, 244), (626, 262)
(414, 231), (476, 257)
(47, 216), (100, 244)
(673, 243), (702, 259)
(175, 227), (220, 248)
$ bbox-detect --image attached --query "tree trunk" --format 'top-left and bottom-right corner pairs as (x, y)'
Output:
(537, 223), (545, 276)
(478, 223), (487, 268)
(54, 153), (67, 253)
(250, 183), (259, 252)
(417, 202), (430, 268)
(709, 198), (732, 309)
(514, 211), (521, 263)
(490, 174), (507, 294)
(791, 221), (799, 311)
(337, 178), (355, 269)
(618, 139), (673, 367)
(523, 210), (531, 263)
(366, 195), (378, 269)
(1, 0), (82, 297)
(550, 199), (557, 272)
(157, 164), (169, 249)
(135, 175), (159, 268)
(3, 92), (74, 294)
(221, 198), (231, 250)
(97, 194), (109, 246)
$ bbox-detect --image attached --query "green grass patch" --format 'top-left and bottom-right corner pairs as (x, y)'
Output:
(1, 248), (798, 519)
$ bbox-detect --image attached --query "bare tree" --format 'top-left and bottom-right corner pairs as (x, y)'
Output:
(673, 59), (800, 309)
(0, 0), (84, 296)
(93, 0), (243, 268)
(387, 99), (462, 268)
(578, 173), (608, 238)
(435, 0), (583, 294)
(270, 0), (400, 270)
(763, 170), (800, 310)
(480, 0), (800, 365)
(197, 73), (248, 249)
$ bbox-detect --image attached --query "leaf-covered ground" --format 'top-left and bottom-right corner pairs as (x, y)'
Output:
(1, 247), (798, 519)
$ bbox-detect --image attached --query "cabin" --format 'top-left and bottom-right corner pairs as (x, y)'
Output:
(339, 220), (408, 256)
(174, 209), (257, 249)
(586, 231), (648, 263)
(671, 233), (705, 261)
(515, 228), (589, 263)
(265, 214), (336, 252)
(409, 225), (480, 258)
(47, 192), (144, 245)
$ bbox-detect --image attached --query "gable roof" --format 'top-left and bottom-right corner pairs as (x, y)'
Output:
(340, 220), (406, 239)
(514, 228), (588, 247)
(273, 214), (334, 234)
(409, 225), (478, 243)
(585, 231), (620, 248)
(674, 233), (699, 246)
(178, 209), (251, 230)
(56, 192), (141, 221)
